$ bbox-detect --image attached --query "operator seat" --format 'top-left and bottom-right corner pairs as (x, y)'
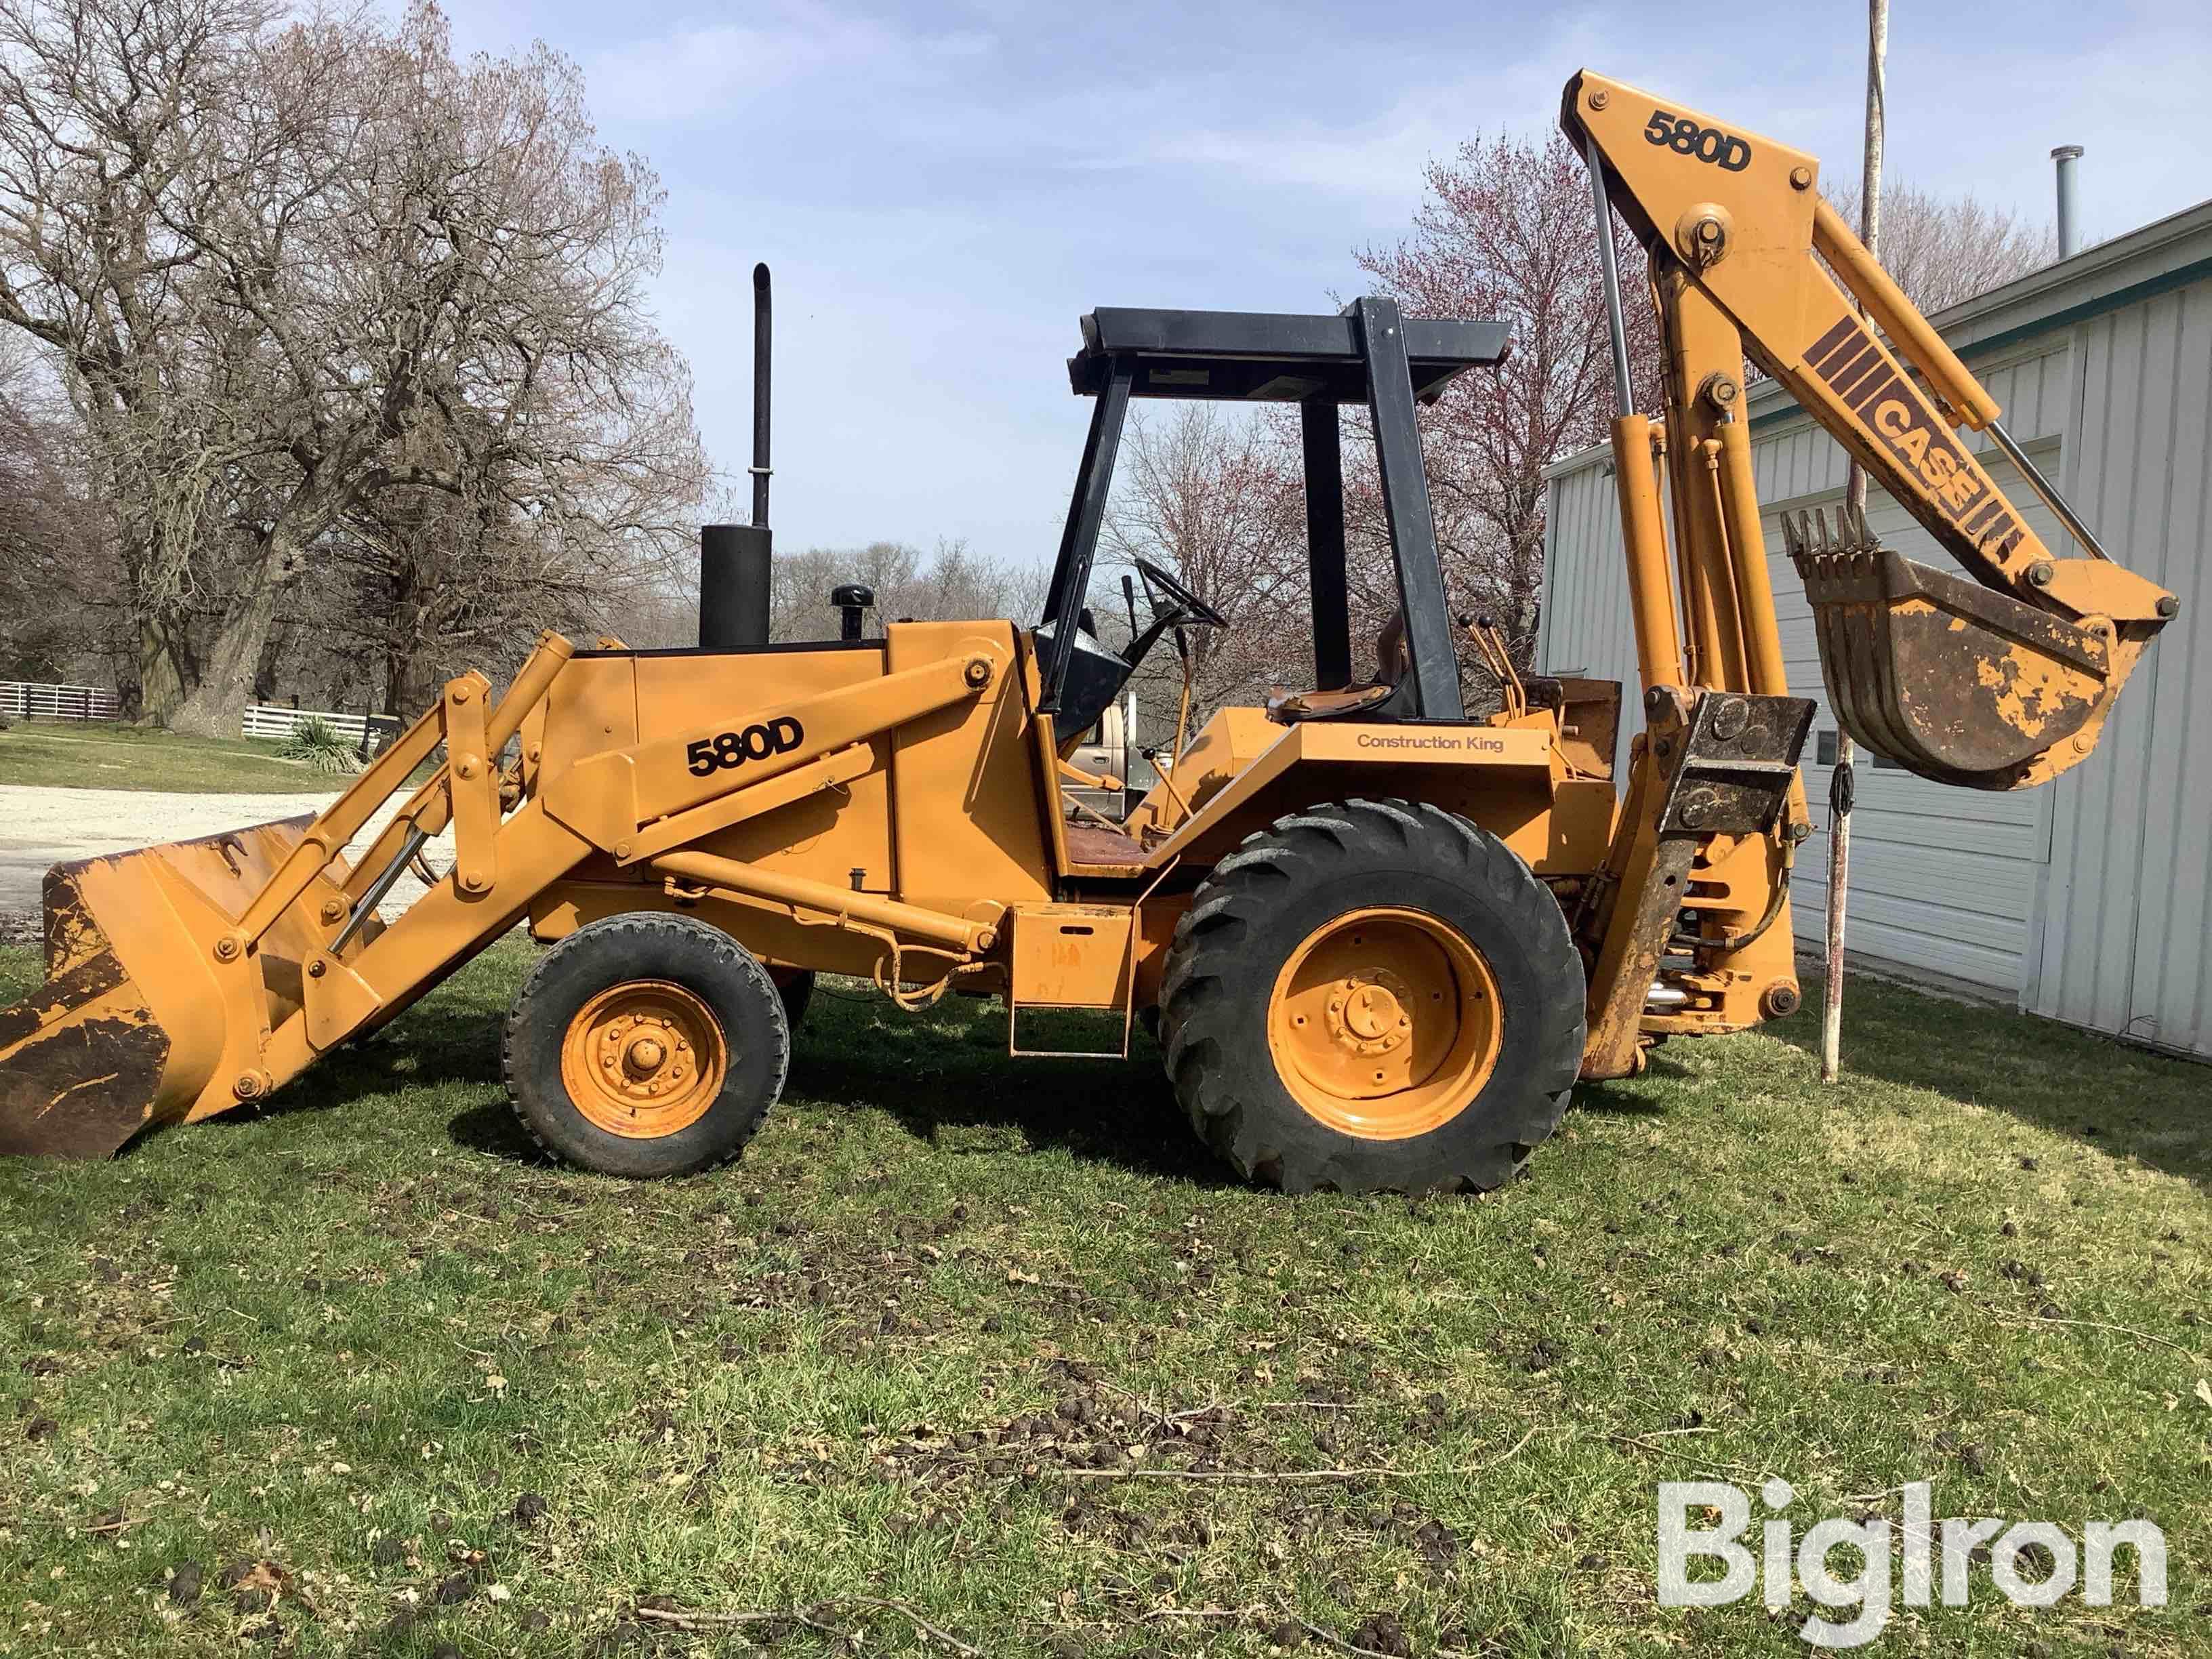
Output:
(1266, 611), (1416, 724)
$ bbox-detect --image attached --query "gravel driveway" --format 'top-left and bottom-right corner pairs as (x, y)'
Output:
(0, 784), (449, 941)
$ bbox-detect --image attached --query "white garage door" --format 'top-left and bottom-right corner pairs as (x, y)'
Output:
(1767, 448), (2063, 994)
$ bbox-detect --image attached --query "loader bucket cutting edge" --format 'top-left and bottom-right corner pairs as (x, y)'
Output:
(0, 816), (335, 1160)
(1784, 518), (2112, 790)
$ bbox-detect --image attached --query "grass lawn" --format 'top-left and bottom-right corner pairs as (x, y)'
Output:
(0, 721), (335, 793)
(0, 941), (2205, 1657)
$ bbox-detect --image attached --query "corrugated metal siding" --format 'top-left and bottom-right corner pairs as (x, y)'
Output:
(2030, 274), (2212, 1057)
(1540, 342), (2073, 998)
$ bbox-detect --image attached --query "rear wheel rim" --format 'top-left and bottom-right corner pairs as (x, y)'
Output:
(560, 980), (726, 1139)
(1267, 906), (1502, 1141)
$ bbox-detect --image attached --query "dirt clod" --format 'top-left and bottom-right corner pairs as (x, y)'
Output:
(24, 1416), (57, 1442)
(1349, 1612), (1412, 1656)
(371, 1536), (404, 1567)
(167, 1561), (205, 1605)
(512, 1492), (548, 1528)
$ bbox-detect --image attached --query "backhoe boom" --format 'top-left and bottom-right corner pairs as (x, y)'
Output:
(1561, 69), (2176, 790)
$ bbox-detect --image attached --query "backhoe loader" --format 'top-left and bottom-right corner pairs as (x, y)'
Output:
(0, 73), (2176, 1191)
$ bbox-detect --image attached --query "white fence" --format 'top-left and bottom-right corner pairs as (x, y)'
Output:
(242, 704), (388, 745)
(1, 682), (121, 721)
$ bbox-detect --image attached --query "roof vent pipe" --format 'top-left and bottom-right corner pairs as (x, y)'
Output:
(2051, 145), (2083, 260)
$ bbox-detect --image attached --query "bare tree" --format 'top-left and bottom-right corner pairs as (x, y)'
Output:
(1824, 181), (2054, 314)
(1354, 129), (1663, 684)
(0, 0), (708, 732)
(0, 342), (114, 684)
(767, 539), (1043, 643)
(1099, 404), (1310, 721)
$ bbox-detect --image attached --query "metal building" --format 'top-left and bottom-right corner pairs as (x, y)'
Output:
(1540, 200), (2212, 1059)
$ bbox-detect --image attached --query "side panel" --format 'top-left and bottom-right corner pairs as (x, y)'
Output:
(1124, 706), (1285, 838)
(631, 651), (896, 893)
(886, 621), (1055, 916)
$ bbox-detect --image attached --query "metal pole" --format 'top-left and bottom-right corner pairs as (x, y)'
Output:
(1584, 131), (1636, 419)
(1825, 0), (1886, 1084)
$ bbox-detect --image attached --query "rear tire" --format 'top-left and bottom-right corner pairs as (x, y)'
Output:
(504, 914), (788, 1177)
(1160, 799), (1584, 1193)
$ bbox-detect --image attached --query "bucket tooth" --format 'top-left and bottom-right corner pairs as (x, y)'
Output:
(1784, 514), (2113, 790)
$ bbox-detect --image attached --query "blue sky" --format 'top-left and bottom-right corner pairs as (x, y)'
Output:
(441, 1), (2212, 576)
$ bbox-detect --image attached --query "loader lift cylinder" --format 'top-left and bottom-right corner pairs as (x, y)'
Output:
(700, 262), (775, 651)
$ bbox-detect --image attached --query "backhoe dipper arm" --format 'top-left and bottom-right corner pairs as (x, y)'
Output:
(1562, 71), (2175, 632)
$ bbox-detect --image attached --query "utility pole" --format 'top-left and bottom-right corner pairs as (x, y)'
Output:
(1824, 0), (1885, 1083)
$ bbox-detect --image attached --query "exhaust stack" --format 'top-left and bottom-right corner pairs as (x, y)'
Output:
(699, 262), (775, 650)
(2051, 146), (2083, 260)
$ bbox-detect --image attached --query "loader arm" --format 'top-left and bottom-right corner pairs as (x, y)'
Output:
(1562, 70), (2177, 790)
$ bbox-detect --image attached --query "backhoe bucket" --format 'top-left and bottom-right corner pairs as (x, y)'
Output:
(0, 817), (346, 1159)
(1783, 510), (2113, 790)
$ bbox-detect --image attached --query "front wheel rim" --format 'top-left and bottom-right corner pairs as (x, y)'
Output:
(560, 979), (727, 1139)
(1266, 906), (1502, 1141)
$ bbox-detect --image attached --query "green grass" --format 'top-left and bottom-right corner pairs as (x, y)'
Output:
(0, 721), (335, 793)
(0, 941), (2205, 1657)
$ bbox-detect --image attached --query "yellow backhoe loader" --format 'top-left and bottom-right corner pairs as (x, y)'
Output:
(0, 73), (2176, 1191)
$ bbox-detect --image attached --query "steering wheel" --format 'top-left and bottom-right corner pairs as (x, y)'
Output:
(1133, 557), (1228, 630)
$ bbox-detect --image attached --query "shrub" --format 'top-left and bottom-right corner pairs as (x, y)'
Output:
(281, 714), (362, 775)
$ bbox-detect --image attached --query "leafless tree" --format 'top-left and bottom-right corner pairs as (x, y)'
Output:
(1354, 129), (1664, 687)
(1099, 404), (1311, 722)
(766, 539), (1044, 643)
(1824, 181), (2055, 314)
(0, 342), (115, 685)
(0, 0), (709, 732)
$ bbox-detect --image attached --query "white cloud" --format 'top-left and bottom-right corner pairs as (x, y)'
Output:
(585, 3), (991, 125)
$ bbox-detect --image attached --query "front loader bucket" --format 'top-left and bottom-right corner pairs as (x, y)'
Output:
(1783, 510), (2113, 790)
(0, 818), (341, 1159)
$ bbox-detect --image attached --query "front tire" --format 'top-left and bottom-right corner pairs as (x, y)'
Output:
(1160, 799), (1584, 1193)
(504, 914), (788, 1177)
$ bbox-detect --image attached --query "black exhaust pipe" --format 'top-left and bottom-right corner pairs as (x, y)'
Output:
(699, 262), (774, 650)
